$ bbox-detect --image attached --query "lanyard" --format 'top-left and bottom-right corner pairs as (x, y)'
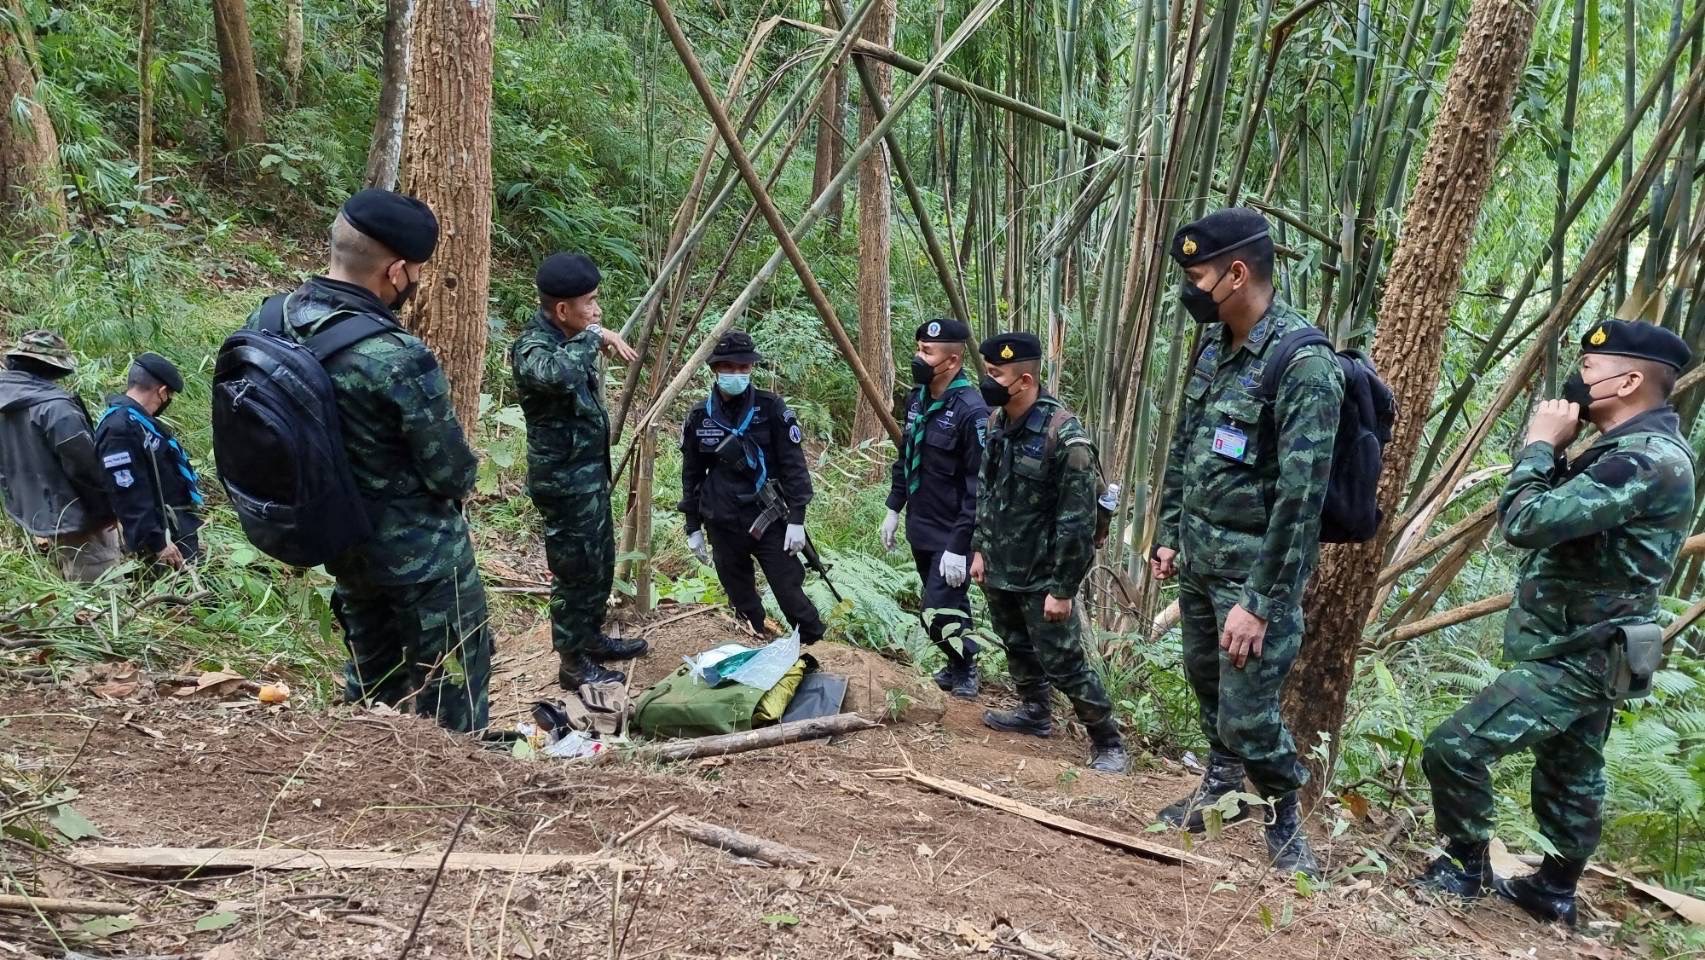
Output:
(99, 405), (205, 507)
(705, 392), (767, 493)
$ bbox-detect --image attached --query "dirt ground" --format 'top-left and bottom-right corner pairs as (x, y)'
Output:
(0, 605), (1670, 959)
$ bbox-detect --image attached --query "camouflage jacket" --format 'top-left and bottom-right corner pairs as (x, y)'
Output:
(1499, 405), (1696, 663)
(246, 277), (478, 585)
(509, 311), (610, 500)
(1155, 300), (1343, 620)
(971, 394), (1097, 597)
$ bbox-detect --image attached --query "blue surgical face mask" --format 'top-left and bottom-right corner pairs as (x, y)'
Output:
(717, 372), (751, 396)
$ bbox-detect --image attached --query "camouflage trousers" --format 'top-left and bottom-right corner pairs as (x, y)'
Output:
(537, 490), (614, 657)
(1178, 565), (1307, 796)
(983, 586), (1112, 729)
(335, 550), (492, 733)
(1423, 649), (1614, 862)
(912, 548), (977, 666)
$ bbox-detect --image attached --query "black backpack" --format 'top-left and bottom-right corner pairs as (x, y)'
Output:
(1257, 327), (1396, 543)
(211, 294), (390, 566)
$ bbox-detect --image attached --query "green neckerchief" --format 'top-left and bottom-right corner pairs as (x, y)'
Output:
(906, 373), (972, 494)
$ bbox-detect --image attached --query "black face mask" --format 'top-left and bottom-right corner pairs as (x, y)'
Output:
(1561, 370), (1627, 416)
(1178, 270), (1232, 324)
(388, 263), (419, 310)
(155, 392), (172, 417)
(979, 375), (1012, 408)
(910, 355), (938, 387)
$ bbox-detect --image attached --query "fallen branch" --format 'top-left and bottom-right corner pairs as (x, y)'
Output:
(634, 713), (878, 763)
(69, 846), (630, 877)
(665, 814), (820, 868)
(614, 804), (681, 847)
(0, 894), (133, 916)
(872, 769), (1221, 869)
(398, 805), (471, 960)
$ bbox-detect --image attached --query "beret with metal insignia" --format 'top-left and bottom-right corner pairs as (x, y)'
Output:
(979, 332), (1041, 365)
(915, 317), (970, 343)
(1170, 207), (1272, 268)
(1580, 319), (1691, 370)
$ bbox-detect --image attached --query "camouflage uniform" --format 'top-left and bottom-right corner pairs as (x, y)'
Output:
(971, 394), (1112, 729)
(510, 311), (614, 658)
(1155, 300), (1343, 797)
(248, 277), (490, 732)
(1423, 406), (1696, 861)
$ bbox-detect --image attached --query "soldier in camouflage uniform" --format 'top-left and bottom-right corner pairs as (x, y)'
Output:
(970, 332), (1127, 774)
(511, 253), (647, 689)
(246, 189), (490, 733)
(1150, 208), (1343, 879)
(1418, 320), (1696, 927)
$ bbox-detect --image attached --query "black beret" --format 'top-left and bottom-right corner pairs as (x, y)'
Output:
(1580, 320), (1691, 370)
(709, 330), (762, 366)
(340, 188), (439, 263)
(1171, 207), (1271, 267)
(132, 352), (183, 392)
(980, 332), (1041, 365)
(915, 317), (970, 343)
(537, 252), (601, 299)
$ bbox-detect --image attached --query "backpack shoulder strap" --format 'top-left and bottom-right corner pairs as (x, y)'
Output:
(1257, 326), (1335, 402)
(302, 311), (392, 362)
(258, 294), (288, 335)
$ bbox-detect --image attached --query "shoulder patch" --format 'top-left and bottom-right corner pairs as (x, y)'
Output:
(103, 451), (132, 468)
(975, 420), (987, 448)
(1064, 442), (1093, 471)
(112, 469), (134, 488)
(1589, 452), (1652, 488)
(788, 423), (802, 444)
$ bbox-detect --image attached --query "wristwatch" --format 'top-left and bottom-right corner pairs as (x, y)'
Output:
(585, 322), (604, 338)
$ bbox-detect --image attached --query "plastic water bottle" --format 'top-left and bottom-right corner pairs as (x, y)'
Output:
(1099, 482), (1121, 512)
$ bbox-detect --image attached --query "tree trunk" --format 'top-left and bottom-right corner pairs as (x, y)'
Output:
(0, 0), (65, 236)
(849, 0), (896, 444)
(138, 0), (155, 216)
(283, 0), (305, 106)
(1280, 0), (1540, 807)
(810, 0), (846, 235)
(210, 0), (265, 151)
(365, 0), (414, 189)
(399, 0), (494, 433)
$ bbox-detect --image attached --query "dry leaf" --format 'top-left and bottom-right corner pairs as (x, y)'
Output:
(955, 919), (993, 952)
(891, 943), (922, 959)
(866, 905), (897, 921)
(92, 679), (140, 699)
(200, 945), (245, 960)
(180, 670), (246, 698)
(1338, 790), (1371, 821)
(916, 843), (935, 859)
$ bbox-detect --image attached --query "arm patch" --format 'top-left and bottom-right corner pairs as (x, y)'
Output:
(1063, 437), (1094, 470)
(1588, 452), (1651, 488)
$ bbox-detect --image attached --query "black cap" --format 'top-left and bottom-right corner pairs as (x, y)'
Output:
(1580, 320), (1692, 370)
(980, 332), (1041, 365)
(709, 330), (762, 366)
(536, 252), (601, 299)
(1170, 207), (1271, 268)
(340, 188), (439, 263)
(132, 352), (183, 392)
(915, 318), (970, 343)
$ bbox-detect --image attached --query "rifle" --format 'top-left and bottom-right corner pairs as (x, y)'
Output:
(750, 479), (843, 603)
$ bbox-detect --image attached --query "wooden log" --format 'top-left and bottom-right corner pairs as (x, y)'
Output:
(638, 713), (878, 763)
(0, 893), (133, 916)
(69, 846), (627, 877)
(665, 814), (821, 868)
(892, 771), (1222, 869)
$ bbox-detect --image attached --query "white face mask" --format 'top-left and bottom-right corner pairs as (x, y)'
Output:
(717, 372), (751, 396)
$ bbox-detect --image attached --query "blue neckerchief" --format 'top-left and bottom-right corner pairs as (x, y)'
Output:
(99, 404), (204, 507)
(705, 390), (766, 493)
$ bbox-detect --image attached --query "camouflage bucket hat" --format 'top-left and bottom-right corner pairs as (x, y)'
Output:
(6, 330), (77, 371)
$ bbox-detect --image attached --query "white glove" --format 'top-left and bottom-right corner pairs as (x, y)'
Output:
(784, 523), (807, 555)
(939, 551), (967, 588)
(880, 509), (900, 551)
(686, 529), (709, 564)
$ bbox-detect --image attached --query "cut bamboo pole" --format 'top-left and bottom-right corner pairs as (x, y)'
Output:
(665, 815), (821, 868)
(650, 0), (900, 443)
(638, 713), (877, 762)
(0, 894), (133, 916)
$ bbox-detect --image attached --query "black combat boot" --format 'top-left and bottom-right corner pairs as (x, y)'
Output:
(1087, 720), (1128, 774)
(559, 653), (625, 689)
(950, 663), (981, 700)
(1264, 792), (1321, 880)
(1158, 752), (1249, 833)
(933, 662), (961, 692)
(584, 633), (649, 661)
(983, 699), (1054, 737)
(1414, 840), (1491, 900)
(1494, 855), (1584, 928)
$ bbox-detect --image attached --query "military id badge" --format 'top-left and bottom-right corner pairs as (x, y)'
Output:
(1212, 424), (1248, 461)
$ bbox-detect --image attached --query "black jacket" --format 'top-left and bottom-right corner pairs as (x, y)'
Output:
(0, 370), (113, 537)
(94, 395), (204, 557)
(678, 387), (812, 532)
(886, 378), (988, 555)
